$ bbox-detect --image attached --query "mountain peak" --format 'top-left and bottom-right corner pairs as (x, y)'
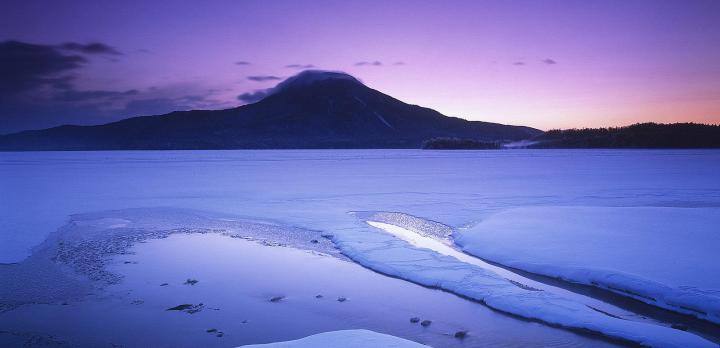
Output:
(274, 70), (362, 92)
(0, 69), (541, 150)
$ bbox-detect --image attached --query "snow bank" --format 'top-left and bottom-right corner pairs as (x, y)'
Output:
(332, 219), (716, 347)
(456, 206), (720, 324)
(238, 329), (431, 348)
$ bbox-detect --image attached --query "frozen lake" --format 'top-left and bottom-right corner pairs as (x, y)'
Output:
(1, 149), (719, 346)
(3, 149), (719, 264)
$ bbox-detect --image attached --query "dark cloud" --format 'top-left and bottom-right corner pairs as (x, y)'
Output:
(48, 76), (75, 90)
(0, 40), (226, 134)
(1, 87), (226, 134)
(55, 89), (138, 102)
(542, 58), (557, 65)
(285, 64), (315, 69)
(393, 61), (405, 66)
(355, 61), (382, 66)
(1, 101), (114, 134)
(179, 95), (206, 103)
(235, 61), (251, 65)
(116, 93), (226, 118)
(247, 75), (281, 82)
(512, 61), (525, 66)
(119, 98), (188, 116)
(0, 40), (87, 95)
(60, 42), (122, 55)
(237, 89), (271, 103)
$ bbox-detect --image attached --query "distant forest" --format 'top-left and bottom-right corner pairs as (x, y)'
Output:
(422, 138), (501, 150)
(531, 123), (720, 148)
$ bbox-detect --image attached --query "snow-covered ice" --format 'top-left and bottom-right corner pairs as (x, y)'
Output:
(238, 329), (431, 348)
(336, 217), (715, 347)
(2, 149), (720, 347)
(3, 149), (720, 264)
(455, 206), (720, 324)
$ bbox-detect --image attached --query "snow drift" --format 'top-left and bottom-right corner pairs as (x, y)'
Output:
(456, 206), (720, 324)
(239, 329), (432, 348)
(330, 213), (716, 348)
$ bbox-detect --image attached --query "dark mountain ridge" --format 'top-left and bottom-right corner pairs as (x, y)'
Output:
(0, 70), (540, 150)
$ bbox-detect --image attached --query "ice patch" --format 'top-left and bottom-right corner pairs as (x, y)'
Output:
(456, 207), (720, 324)
(238, 329), (431, 348)
(0, 208), (341, 312)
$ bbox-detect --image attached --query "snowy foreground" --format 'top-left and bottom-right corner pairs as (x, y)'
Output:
(455, 207), (720, 324)
(353, 213), (715, 348)
(2, 208), (620, 348)
(239, 330), (431, 348)
(2, 150), (720, 347)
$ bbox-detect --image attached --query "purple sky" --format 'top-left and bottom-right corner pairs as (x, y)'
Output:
(1, 0), (719, 133)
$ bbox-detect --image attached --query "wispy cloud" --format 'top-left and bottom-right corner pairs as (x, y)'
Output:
(55, 89), (138, 102)
(237, 89), (271, 103)
(285, 64), (315, 69)
(235, 61), (251, 65)
(355, 61), (382, 66)
(541, 58), (557, 65)
(60, 42), (122, 55)
(512, 61), (525, 66)
(247, 75), (282, 82)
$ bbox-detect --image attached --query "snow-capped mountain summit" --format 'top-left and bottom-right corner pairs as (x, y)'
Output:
(273, 70), (362, 92)
(0, 71), (540, 150)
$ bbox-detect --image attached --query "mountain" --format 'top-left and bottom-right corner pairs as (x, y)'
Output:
(530, 123), (720, 148)
(0, 70), (541, 150)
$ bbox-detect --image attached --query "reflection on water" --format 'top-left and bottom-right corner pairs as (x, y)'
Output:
(1, 233), (620, 347)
